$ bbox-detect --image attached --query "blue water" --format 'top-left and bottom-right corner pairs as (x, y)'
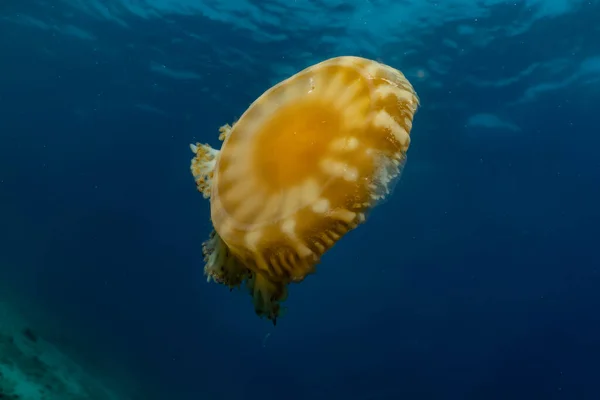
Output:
(1, 0), (600, 399)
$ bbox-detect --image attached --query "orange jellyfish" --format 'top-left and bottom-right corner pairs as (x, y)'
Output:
(190, 56), (419, 325)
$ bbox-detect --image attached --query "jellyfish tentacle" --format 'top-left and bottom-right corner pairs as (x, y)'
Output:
(247, 271), (288, 324)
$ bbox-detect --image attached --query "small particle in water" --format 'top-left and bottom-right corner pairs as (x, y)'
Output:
(262, 333), (271, 348)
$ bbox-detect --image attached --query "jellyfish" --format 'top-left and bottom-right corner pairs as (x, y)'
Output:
(190, 56), (419, 325)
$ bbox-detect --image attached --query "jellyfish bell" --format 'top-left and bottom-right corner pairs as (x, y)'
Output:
(190, 56), (419, 325)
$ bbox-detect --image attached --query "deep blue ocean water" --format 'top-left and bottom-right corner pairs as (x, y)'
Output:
(1, 0), (600, 399)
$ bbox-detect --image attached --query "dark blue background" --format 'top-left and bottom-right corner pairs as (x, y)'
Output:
(1, 0), (599, 398)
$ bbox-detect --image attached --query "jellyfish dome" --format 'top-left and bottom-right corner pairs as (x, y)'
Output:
(190, 56), (419, 324)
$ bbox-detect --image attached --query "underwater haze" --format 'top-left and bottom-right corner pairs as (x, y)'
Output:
(1, 0), (600, 399)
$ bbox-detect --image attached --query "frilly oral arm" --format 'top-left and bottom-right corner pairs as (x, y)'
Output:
(202, 230), (249, 288)
(218, 123), (232, 141)
(189, 143), (219, 199)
